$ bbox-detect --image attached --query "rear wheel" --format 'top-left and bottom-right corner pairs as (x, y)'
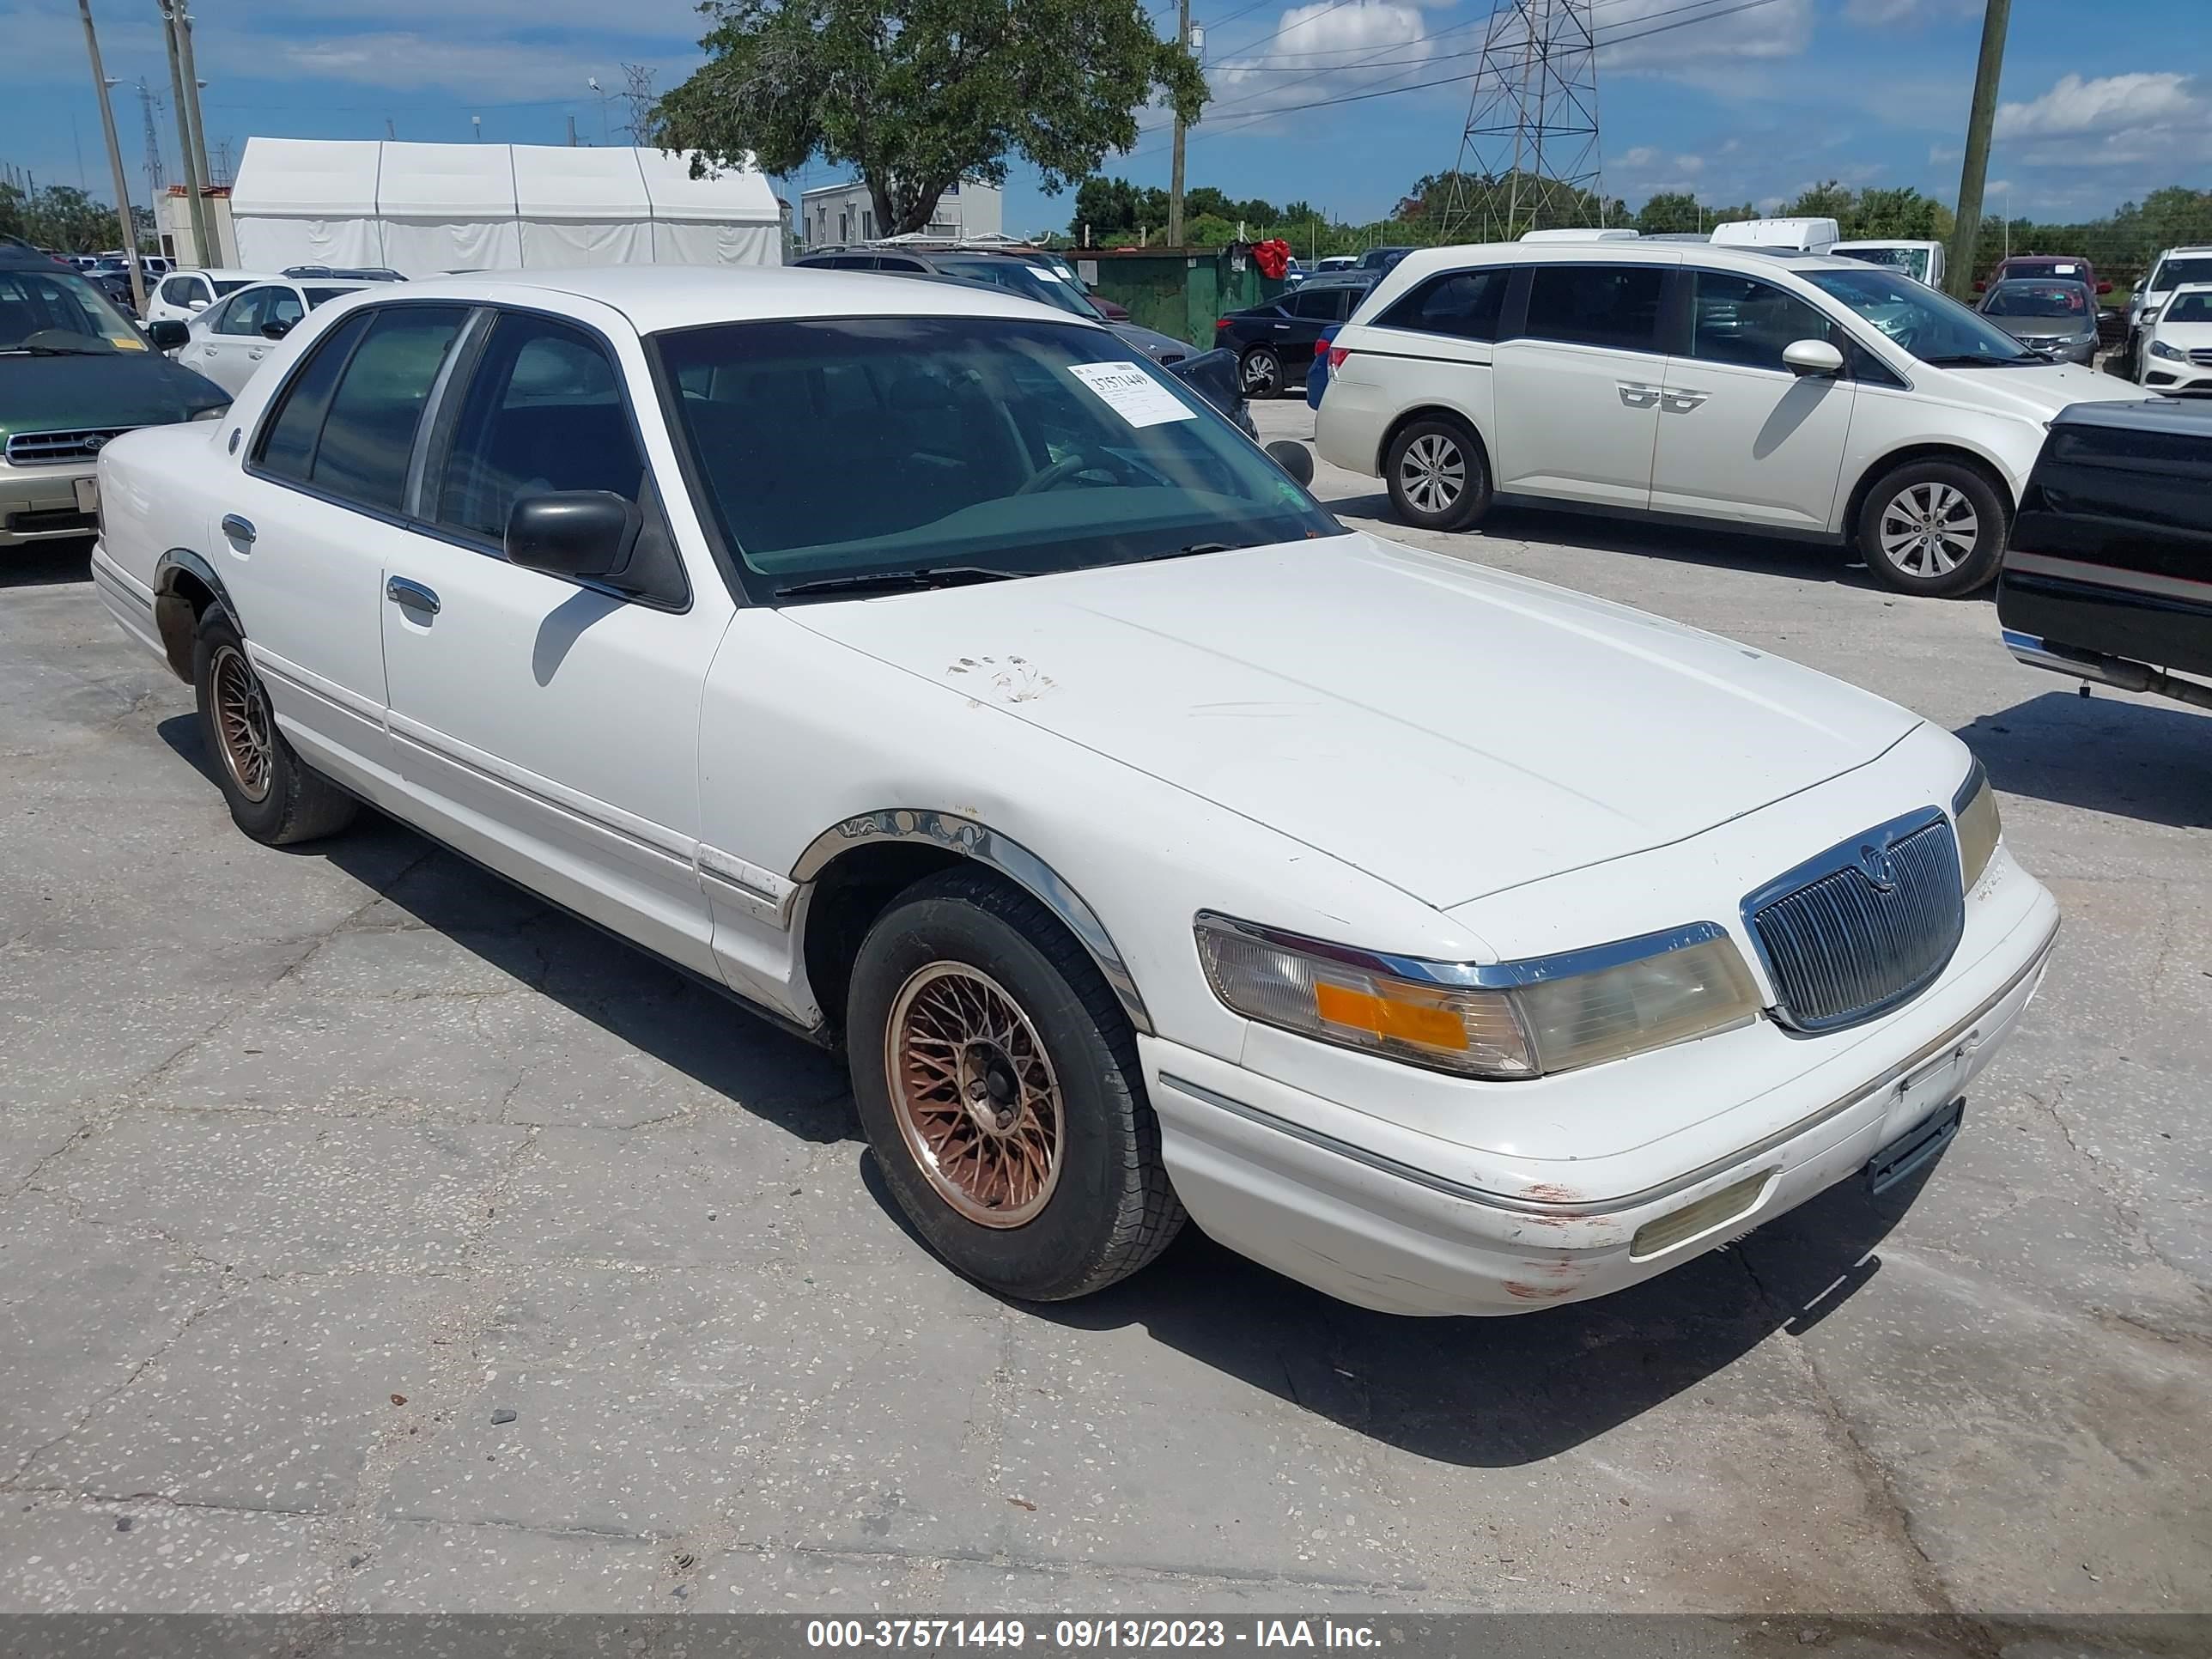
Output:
(846, 868), (1184, 1302)
(1385, 415), (1492, 532)
(1856, 460), (2008, 597)
(1240, 346), (1283, 398)
(192, 605), (358, 845)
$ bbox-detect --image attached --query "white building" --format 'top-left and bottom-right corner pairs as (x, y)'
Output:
(799, 179), (1002, 250)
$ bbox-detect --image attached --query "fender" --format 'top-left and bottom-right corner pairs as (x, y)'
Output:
(150, 547), (240, 682)
(790, 809), (1154, 1036)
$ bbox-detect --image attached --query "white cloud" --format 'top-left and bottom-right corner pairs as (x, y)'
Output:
(1597, 0), (1814, 78)
(1994, 71), (2212, 172)
(1843, 0), (1978, 25)
(1199, 2), (1442, 127)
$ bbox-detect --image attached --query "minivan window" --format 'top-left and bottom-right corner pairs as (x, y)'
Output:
(655, 315), (1343, 599)
(1522, 264), (1666, 351)
(1377, 269), (1509, 341)
(1688, 272), (1838, 373)
(307, 306), (470, 512)
(434, 312), (644, 542)
(254, 309), (375, 483)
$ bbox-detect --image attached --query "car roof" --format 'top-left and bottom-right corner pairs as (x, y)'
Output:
(187, 268), (283, 282)
(1370, 240), (1868, 283)
(336, 264), (1093, 333)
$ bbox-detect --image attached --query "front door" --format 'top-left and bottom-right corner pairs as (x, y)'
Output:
(183, 284), (286, 396)
(1650, 270), (1857, 532)
(377, 306), (735, 975)
(1489, 262), (1670, 508)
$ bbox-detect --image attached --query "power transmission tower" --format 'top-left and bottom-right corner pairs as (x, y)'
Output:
(1439, 0), (1604, 242)
(618, 63), (657, 145)
(136, 77), (166, 198)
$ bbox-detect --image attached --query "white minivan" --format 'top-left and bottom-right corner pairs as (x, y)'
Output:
(1315, 241), (2149, 596)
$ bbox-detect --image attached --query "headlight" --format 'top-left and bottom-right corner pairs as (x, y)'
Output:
(189, 404), (229, 422)
(1193, 914), (1761, 1079)
(2150, 339), (2186, 362)
(1954, 760), (2002, 890)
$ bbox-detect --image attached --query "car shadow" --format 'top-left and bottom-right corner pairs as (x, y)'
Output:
(1961, 690), (2212, 830)
(157, 708), (1925, 1465)
(1321, 493), (1874, 591)
(0, 537), (94, 587)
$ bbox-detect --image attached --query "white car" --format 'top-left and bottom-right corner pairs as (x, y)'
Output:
(2127, 245), (2212, 373)
(161, 277), (370, 396)
(1316, 241), (2148, 597)
(2137, 281), (2212, 396)
(90, 269), (2057, 1317)
(143, 267), (279, 331)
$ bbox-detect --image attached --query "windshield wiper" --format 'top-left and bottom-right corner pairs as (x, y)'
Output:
(2, 343), (109, 356)
(1919, 353), (2038, 368)
(771, 565), (1022, 599)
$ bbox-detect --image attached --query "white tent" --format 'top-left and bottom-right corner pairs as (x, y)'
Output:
(231, 138), (781, 275)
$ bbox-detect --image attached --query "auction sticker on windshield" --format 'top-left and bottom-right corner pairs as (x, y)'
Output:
(1066, 361), (1196, 428)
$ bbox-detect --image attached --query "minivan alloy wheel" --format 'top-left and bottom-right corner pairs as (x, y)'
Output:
(209, 641), (274, 803)
(1877, 481), (1978, 578)
(1399, 432), (1468, 515)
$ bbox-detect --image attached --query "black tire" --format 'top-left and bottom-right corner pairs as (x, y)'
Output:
(191, 605), (358, 846)
(1855, 459), (2009, 598)
(846, 867), (1184, 1302)
(1384, 414), (1492, 532)
(1240, 346), (1283, 398)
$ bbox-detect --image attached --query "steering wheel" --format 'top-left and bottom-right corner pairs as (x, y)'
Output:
(1018, 445), (1121, 495)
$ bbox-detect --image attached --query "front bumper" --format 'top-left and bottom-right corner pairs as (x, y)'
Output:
(0, 460), (99, 548)
(1143, 889), (2057, 1317)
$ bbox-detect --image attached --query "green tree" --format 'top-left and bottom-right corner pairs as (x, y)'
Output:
(1635, 191), (1704, 234)
(657, 0), (1206, 238)
(1847, 186), (1942, 240)
(1788, 180), (1856, 223)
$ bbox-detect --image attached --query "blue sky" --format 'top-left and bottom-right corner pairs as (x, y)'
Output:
(1, 0), (2203, 235)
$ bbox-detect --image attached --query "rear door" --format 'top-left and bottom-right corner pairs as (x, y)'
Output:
(1489, 261), (1671, 508)
(1650, 269), (1857, 531)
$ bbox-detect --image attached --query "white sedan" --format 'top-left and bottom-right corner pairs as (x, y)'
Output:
(155, 276), (369, 396)
(143, 267), (280, 331)
(90, 269), (2057, 1316)
(2139, 281), (2212, 395)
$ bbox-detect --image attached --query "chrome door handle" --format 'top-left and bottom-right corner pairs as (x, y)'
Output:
(1617, 382), (1662, 409)
(1662, 389), (1710, 412)
(386, 576), (441, 615)
(220, 514), (255, 546)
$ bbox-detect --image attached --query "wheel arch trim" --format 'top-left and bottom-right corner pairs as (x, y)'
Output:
(151, 547), (239, 682)
(1843, 441), (2017, 543)
(791, 809), (1154, 1036)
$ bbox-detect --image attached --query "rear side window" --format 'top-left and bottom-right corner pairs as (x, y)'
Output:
(305, 306), (470, 513)
(432, 312), (644, 543)
(1522, 264), (1666, 351)
(1377, 270), (1508, 341)
(1286, 287), (1347, 321)
(254, 310), (374, 483)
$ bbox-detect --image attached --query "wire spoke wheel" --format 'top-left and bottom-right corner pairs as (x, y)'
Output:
(1877, 481), (1978, 578)
(885, 963), (1066, 1229)
(1400, 432), (1467, 515)
(209, 642), (275, 803)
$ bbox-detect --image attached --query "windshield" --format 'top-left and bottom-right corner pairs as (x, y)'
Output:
(1837, 246), (1930, 283)
(1984, 282), (2091, 321)
(0, 265), (147, 354)
(2166, 291), (2212, 324)
(656, 316), (1342, 601)
(2151, 256), (2212, 295)
(933, 256), (1100, 319)
(1803, 267), (2039, 365)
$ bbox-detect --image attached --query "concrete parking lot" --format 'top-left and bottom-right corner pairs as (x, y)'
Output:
(3, 401), (2209, 1626)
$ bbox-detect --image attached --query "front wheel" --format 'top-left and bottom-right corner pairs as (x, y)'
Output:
(1385, 416), (1492, 532)
(846, 869), (1184, 1302)
(1856, 460), (2008, 597)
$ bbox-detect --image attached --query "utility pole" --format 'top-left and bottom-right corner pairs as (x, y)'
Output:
(158, 0), (211, 267)
(567, 114), (578, 148)
(1168, 0), (1189, 247)
(173, 3), (216, 258)
(1946, 0), (2010, 301)
(77, 1), (144, 308)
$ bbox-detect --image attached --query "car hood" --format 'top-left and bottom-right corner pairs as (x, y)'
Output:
(1989, 315), (2095, 340)
(1927, 358), (2147, 421)
(0, 350), (228, 440)
(2153, 320), (2212, 344)
(790, 534), (1920, 909)
(1106, 320), (1197, 362)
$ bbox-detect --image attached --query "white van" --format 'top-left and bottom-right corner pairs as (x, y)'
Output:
(1832, 239), (1947, 290)
(1315, 240), (2148, 597)
(1710, 217), (1840, 255)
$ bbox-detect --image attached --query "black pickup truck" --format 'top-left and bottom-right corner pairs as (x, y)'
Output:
(1996, 398), (2212, 712)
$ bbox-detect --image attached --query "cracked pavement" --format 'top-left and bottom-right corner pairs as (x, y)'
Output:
(3, 424), (2209, 1624)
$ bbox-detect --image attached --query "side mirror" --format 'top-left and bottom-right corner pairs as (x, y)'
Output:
(1782, 338), (1845, 378)
(506, 490), (641, 580)
(260, 318), (295, 340)
(185, 296), (208, 312)
(147, 319), (190, 350)
(1265, 440), (1315, 486)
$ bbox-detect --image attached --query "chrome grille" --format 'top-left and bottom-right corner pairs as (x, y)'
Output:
(2191, 349), (2212, 368)
(1747, 815), (1964, 1034)
(5, 427), (136, 465)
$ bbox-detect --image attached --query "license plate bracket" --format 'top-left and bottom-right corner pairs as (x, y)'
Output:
(1866, 1097), (1964, 1194)
(72, 476), (99, 514)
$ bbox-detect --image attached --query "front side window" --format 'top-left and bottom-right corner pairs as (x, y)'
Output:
(433, 312), (644, 542)
(1522, 264), (1665, 352)
(1688, 272), (1838, 372)
(1377, 269), (1508, 341)
(264, 290), (307, 334)
(1802, 267), (2039, 366)
(214, 288), (278, 337)
(305, 306), (470, 511)
(655, 315), (1343, 600)
(0, 267), (143, 355)
(254, 309), (375, 483)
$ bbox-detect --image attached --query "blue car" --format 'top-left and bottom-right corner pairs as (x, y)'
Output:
(1307, 323), (1341, 410)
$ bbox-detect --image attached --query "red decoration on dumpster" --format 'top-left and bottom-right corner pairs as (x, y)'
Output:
(1252, 239), (1291, 280)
